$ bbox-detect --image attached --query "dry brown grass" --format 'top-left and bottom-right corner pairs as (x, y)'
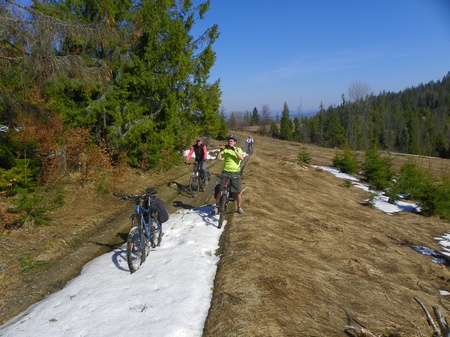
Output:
(1, 131), (450, 336)
(204, 131), (450, 336)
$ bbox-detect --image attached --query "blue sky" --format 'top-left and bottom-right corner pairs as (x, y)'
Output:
(194, 0), (450, 115)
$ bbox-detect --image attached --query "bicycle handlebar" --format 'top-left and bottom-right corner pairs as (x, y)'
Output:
(113, 187), (157, 202)
(113, 193), (147, 201)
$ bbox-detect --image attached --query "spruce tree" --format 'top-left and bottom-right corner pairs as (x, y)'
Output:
(279, 102), (293, 140)
(250, 107), (260, 125)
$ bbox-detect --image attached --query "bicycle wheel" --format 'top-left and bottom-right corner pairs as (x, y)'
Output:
(189, 175), (199, 197)
(199, 175), (206, 192)
(218, 194), (227, 229)
(150, 218), (163, 248)
(126, 226), (144, 273)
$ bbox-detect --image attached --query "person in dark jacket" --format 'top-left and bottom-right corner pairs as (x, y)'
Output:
(185, 138), (210, 185)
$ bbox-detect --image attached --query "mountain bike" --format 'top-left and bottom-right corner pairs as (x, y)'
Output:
(186, 162), (207, 197)
(213, 173), (240, 229)
(113, 188), (163, 273)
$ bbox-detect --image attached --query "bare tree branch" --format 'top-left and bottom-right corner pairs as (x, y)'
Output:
(414, 297), (443, 337)
(433, 305), (450, 337)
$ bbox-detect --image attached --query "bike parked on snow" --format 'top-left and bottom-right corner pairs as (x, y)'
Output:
(113, 188), (169, 273)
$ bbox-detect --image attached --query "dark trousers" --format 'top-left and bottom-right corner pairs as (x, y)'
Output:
(194, 161), (210, 182)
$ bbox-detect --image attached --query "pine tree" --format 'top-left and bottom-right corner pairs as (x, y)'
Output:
(362, 143), (394, 190)
(279, 102), (293, 140)
(250, 107), (260, 125)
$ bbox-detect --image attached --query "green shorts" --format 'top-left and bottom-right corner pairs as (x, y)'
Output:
(220, 171), (242, 194)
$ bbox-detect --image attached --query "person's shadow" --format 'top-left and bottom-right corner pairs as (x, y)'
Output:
(172, 200), (194, 210)
(167, 181), (191, 197)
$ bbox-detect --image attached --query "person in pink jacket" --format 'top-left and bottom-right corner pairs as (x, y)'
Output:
(185, 137), (210, 185)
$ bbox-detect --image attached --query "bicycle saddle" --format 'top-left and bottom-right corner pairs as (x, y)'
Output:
(146, 187), (157, 195)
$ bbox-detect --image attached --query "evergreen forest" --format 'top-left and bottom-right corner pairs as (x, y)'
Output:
(271, 74), (450, 158)
(1, 0), (226, 178)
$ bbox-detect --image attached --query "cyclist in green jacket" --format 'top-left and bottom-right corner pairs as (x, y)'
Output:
(214, 134), (244, 214)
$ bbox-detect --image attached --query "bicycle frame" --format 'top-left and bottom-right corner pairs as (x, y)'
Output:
(216, 173), (237, 202)
(220, 180), (230, 201)
(214, 173), (239, 229)
(132, 203), (151, 236)
(137, 195), (163, 247)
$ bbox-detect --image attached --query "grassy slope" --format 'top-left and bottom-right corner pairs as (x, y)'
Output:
(204, 131), (450, 336)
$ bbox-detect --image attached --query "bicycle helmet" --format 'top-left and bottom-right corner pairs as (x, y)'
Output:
(227, 134), (237, 141)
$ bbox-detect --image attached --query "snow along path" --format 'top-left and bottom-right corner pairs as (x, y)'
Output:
(0, 205), (223, 337)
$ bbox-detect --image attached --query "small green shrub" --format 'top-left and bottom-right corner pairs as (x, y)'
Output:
(332, 147), (359, 174)
(0, 159), (39, 195)
(9, 186), (66, 228)
(420, 176), (450, 220)
(13, 189), (51, 226)
(341, 179), (353, 188)
(435, 177), (450, 220)
(363, 194), (376, 208)
(94, 169), (111, 195)
(362, 145), (393, 190)
(389, 161), (450, 220)
(398, 162), (433, 198)
(297, 146), (311, 164)
(18, 256), (50, 273)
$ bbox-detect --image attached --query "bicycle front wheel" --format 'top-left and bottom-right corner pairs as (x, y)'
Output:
(126, 227), (144, 274)
(189, 175), (199, 197)
(218, 195), (227, 229)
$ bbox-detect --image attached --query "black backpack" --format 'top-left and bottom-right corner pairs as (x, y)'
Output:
(151, 196), (170, 223)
